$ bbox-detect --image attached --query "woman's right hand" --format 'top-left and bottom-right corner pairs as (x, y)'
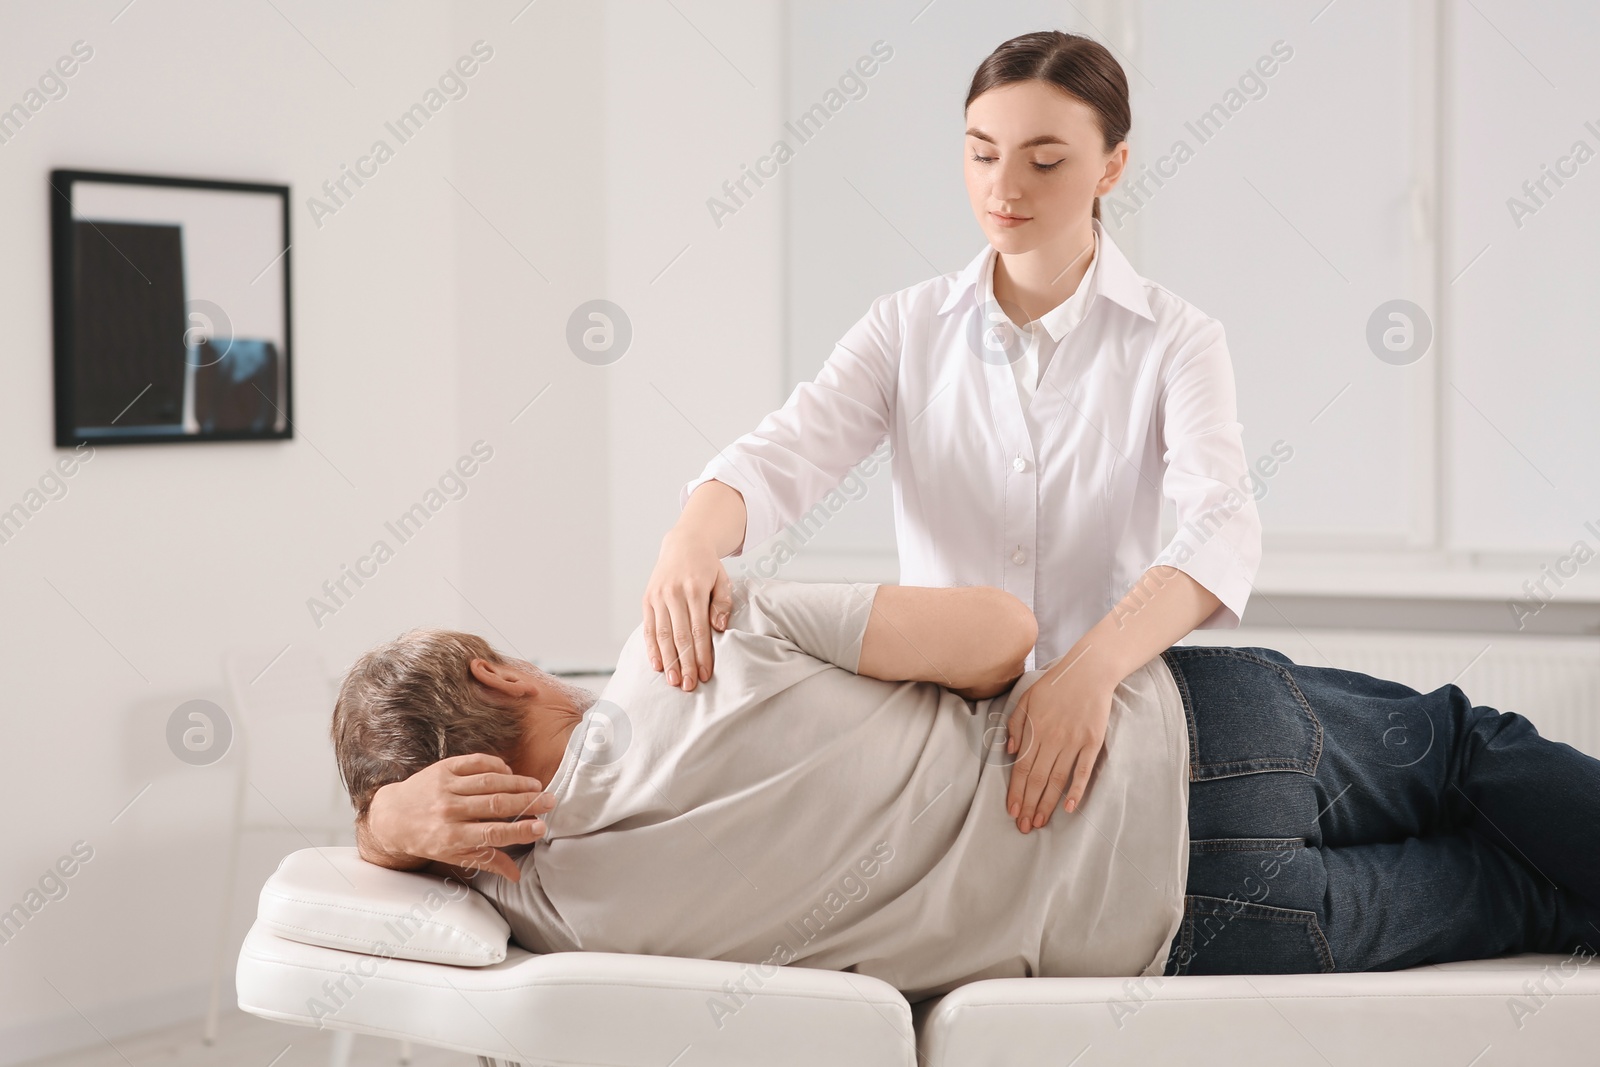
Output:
(642, 529), (734, 692)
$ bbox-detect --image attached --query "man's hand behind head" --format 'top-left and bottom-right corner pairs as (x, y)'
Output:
(358, 752), (556, 882)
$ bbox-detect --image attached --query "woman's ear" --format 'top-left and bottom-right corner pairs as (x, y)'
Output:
(469, 657), (529, 698)
(1097, 141), (1129, 196)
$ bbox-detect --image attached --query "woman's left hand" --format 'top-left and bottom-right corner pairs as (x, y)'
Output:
(1004, 663), (1116, 833)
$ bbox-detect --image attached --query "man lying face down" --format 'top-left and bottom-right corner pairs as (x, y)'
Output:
(335, 578), (1600, 1001)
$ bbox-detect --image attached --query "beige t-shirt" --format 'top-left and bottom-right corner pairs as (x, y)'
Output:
(481, 577), (1190, 1002)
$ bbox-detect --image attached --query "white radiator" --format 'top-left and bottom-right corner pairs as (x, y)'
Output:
(1181, 628), (1600, 760)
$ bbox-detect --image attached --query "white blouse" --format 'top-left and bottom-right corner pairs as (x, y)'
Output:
(999, 226), (1098, 444)
(683, 217), (1262, 669)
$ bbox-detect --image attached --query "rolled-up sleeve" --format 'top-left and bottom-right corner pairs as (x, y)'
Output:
(1150, 317), (1262, 629)
(681, 292), (900, 555)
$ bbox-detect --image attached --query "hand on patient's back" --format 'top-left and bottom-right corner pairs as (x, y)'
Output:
(366, 753), (554, 882)
(642, 531), (734, 692)
(1004, 666), (1114, 834)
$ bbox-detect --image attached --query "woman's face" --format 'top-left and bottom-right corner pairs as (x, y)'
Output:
(963, 80), (1126, 253)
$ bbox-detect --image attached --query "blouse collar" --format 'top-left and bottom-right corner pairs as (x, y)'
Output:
(938, 216), (1154, 324)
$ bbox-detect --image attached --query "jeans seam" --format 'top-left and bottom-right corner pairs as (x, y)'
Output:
(1165, 646), (1324, 779)
(1310, 913), (1335, 971)
(1188, 837), (1308, 853)
(1160, 647), (1200, 783)
(1183, 894), (1337, 973)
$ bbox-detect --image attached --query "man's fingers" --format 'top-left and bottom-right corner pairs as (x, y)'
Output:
(437, 752), (515, 777)
(457, 815), (547, 860)
(452, 819), (548, 882)
(474, 816), (547, 849)
(455, 841), (520, 882)
(453, 789), (555, 822)
(477, 850), (522, 882)
(448, 769), (546, 798)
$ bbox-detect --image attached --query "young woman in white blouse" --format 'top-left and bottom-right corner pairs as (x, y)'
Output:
(641, 30), (1263, 836)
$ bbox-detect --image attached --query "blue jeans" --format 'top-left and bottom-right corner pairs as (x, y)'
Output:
(1158, 645), (1600, 975)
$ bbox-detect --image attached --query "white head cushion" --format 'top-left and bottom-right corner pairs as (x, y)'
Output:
(258, 847), (510, 966)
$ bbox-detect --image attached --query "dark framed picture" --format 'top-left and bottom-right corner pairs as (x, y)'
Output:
(50, 169), (293, 445)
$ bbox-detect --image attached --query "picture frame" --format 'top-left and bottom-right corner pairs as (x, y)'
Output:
(50, 168), (293, 445)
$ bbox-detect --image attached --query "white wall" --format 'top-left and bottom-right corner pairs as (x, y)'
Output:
(1444, 0), (1600, 551)
(602, 0), (787, 644)
(0, 0), (527, 1058)
(1134, 0), (1428, 548)
(454, 1), (612, 672)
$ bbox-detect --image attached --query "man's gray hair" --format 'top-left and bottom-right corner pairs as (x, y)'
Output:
(330, 629), (528, 817)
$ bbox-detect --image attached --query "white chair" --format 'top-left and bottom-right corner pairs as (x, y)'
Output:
(206, 644), (413, 1067)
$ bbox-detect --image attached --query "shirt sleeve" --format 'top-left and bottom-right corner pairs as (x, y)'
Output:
(680, 292), (900, 556)
(729, 576), (880, 673)
(1150, 316), (1263, 629)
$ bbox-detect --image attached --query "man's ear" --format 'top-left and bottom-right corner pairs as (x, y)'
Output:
(469, 657), (532, 698)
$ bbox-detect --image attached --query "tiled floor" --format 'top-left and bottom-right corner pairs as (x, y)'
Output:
(18, 1007), (479, 1066)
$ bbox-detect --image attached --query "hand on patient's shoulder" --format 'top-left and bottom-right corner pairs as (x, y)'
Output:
(362, 753), (555, 883)
(640, 530), (735, 693)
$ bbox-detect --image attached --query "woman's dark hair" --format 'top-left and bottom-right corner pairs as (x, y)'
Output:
(965, 31), (1130, 221)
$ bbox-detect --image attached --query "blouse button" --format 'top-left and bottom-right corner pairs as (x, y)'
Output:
(1012, 456), (1027, 473)
(1011, 548), (1027, 565)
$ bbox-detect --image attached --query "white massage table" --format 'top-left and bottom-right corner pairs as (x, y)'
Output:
(238, 847), (1600, 1066)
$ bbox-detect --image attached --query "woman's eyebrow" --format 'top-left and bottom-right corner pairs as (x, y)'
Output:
(964, 128), (1069, 148)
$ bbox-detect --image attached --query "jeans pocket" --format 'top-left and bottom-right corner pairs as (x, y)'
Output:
(1162, 646), (1322, 781)
(1166, 894), (1335, 975)
(1184, 837), (1325, 920)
